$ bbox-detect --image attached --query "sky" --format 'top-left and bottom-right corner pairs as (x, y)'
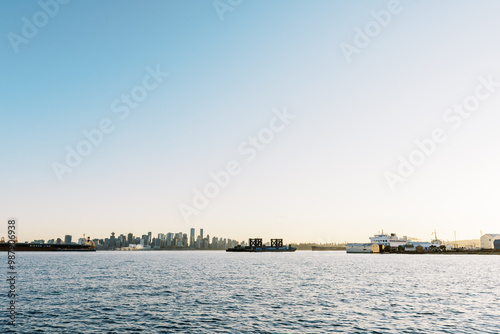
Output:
(1, 0), (500, 243)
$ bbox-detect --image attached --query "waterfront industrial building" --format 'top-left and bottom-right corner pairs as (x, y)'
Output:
(480, 234), (500, 249)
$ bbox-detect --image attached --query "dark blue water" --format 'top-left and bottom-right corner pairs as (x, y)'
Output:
(1, 251), (499, 333)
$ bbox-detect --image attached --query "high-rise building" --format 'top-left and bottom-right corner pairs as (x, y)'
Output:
(200, 228), (204, 241)
(64, 235), (72, 244)
(177, 232), (183, 247)
(110, 232), (116, 248)
(127, 233), (134, 245)
(56, 238), (62, 244)
(190, 228), (195, 248)
(119, 234), (126, 247)
(148, 232), (152, 244)
(166, 233), (172, 246)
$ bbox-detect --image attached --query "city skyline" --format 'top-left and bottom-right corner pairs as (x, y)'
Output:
(2, 1), (500, 243)
(20, 227), (242, 250)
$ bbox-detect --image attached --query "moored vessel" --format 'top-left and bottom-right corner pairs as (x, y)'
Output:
(346, 243), (380, 253)
(226, 238), (296, 252)
(0, 236), (96, 252)
(311, 245), (346, 251)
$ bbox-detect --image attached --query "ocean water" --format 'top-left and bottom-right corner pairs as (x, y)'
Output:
(1, 251), (499, 333)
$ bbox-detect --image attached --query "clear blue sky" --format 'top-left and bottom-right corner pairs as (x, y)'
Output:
(1, 0), (500, 243)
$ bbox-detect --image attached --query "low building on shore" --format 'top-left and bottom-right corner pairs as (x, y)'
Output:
(480, 234), (500, 249)
(403, 242), (432, 252)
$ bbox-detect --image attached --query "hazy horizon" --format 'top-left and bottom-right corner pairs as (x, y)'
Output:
(2, 0), (500, 243)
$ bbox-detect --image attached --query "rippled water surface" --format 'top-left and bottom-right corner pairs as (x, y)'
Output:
(2, 251), (499, 333)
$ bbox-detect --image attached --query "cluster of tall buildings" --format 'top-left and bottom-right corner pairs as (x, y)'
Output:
(91, 228), (240, 250)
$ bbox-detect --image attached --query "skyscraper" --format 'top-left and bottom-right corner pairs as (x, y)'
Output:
(200, 228), (203, 241)
(119, 234), (126, 247)
(166, 233), (172, 246)
(64, 235), (72, 244)
(190, 228), (195, 248)
(110, 232), (116, 248)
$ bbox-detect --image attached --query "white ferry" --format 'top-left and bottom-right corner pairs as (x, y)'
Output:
(347, 231), (445, 253)
(369, 233), (408, 248)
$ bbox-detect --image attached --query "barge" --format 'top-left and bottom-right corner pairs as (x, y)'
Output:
(0, 237), (96, 252)
(227, 238), (296, 252)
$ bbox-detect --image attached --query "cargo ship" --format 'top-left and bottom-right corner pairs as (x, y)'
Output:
(0, 237), (96, 252)
(227, 238), (296, 252)
(311, 245), (346, 251)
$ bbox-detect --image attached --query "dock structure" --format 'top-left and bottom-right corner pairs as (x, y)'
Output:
(249, 238), (263, 248)
(270, 239), (283, 248)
